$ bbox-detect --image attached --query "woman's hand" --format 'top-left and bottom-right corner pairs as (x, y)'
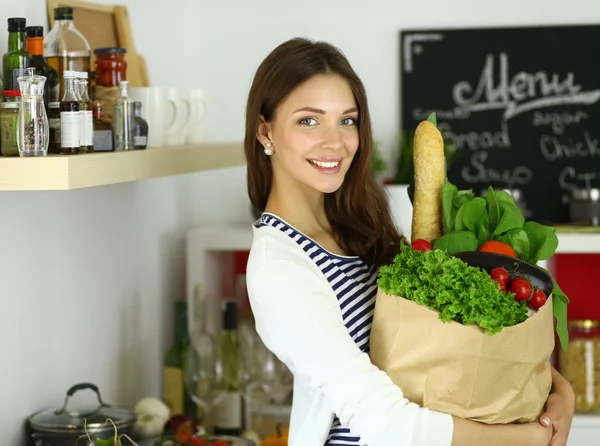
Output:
(538, 367), (575, 446)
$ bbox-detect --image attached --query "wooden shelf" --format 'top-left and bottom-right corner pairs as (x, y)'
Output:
(0, 142), (245, 191)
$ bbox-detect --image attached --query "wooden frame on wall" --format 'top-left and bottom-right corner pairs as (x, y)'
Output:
(46, 0), (149, 86)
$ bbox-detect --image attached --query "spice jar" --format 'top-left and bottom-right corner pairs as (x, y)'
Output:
(94, 47), (127, 88)
(560, 320), (600, 412)
(0, 90), (21, 156)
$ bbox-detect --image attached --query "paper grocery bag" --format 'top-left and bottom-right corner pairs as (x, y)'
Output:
(370, 289), (554, 424)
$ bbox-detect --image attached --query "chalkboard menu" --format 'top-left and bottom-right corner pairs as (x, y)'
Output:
(400, 25), (600, 224)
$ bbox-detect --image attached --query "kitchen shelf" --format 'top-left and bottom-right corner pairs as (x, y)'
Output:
(0, 142), (244, 191)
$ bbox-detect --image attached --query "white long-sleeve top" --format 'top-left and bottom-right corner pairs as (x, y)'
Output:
(246, 220), (454, 446)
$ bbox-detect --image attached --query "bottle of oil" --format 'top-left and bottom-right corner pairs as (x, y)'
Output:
(44, 7), (90, 104)
(59, 71), (80, 154)
(25, 26), (49, 109)
(2, 18), (31, 92)
(76, 72), (93, 153)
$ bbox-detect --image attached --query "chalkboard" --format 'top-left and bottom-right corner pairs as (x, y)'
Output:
(400, 25), (600, 224)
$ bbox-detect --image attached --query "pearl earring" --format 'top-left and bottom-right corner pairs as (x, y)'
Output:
(264, 142), (273, 156)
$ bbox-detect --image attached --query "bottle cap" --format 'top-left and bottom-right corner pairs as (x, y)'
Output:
(78, 71), (89, 79)
(118, 80), (129, 87)
(54, 7), (73, 20)
(8, 18), (26, 33)
(26, 26), (43, 38)
(94, 47), (127, 55)
(63, 70), (77, 78)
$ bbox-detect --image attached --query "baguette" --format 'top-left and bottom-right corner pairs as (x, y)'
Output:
(411, 120), (445, 243)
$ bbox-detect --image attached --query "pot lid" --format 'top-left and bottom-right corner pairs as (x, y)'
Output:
(28, 383), (136, 433)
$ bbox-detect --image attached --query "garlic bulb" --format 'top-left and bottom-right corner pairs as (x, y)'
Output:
(134, 397), (170, 422)
(134, 413), (166, 439)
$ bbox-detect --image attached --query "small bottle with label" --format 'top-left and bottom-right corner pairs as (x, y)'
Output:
(112, 80), (134, 150)
(92, 101), (113, 152)
(77, 71), (93, 153)
(133, 102), (148, 149)
(59, 70), (80, 154)
(47, 102), (61, 154)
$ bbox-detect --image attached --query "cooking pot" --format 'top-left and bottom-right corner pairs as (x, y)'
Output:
(28, 383), (137, 446)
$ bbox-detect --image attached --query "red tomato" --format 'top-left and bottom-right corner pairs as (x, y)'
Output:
(509, 279), (532, 301)
(412, 239), (433, 252)
(478, 240), (517, 258)
(528, 289), (547, 310)
(209, 441), (231, 446)
(190, 437), (209, 446)
(492, 277), (507, 292)
(490, 267), (510, 285)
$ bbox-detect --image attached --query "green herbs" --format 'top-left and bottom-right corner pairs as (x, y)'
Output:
(377, 245), (528, 334)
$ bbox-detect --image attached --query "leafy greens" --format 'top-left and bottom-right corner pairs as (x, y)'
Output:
(377, 245), (528, 335)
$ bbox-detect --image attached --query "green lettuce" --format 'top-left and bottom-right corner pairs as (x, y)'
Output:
(377, 245), (528, 334)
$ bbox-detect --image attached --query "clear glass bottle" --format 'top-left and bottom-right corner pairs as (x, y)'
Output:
(92, 101), (113, 152)
(112, 80), (134, 151)
(77, 71), (93, 153)
(59, 70), (80, 154)
(25, 26), (50, 109)
(3, 18), (31, 92)
(133, 102), (148, 150)
(44, 7), (90, 103)
(48, 102), (61, 154)
(17, 68), (49, 157)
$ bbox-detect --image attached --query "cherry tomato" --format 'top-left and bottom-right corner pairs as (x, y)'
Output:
(528, 289), (547, 310)
(412, 239), (433, 252)
(490, 267), (510, 285)
(492, 277), (507, 292)
(509, 279), (532, 301)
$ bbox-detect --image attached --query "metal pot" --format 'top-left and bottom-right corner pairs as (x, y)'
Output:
(28, 383), (137, 446)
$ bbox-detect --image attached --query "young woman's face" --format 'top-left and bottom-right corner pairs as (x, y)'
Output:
(262, 74), (360, 195)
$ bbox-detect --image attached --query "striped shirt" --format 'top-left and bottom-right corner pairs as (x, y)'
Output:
(260, 213), (378, 446)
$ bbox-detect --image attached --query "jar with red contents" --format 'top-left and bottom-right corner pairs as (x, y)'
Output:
(94, 47), (127, 88)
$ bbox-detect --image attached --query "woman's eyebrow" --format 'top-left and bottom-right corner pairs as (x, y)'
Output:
(293, 106), (358, 114)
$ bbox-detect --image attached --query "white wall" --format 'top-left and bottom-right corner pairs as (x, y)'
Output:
(2, 0), (600, 443)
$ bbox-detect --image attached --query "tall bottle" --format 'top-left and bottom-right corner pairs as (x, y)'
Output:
(163, 301), (197, 420)
(44, 7), (90, 103)
(113, 81), (134, 150)
(77, 72), (93, 153)
(212, 300), (243, 436)
(133, 102), (148, 150)
(2, 18), (31, 92)
(92, 101), (113, 152)
(25, 26), (49, 109)
(59, 71), (80, 154)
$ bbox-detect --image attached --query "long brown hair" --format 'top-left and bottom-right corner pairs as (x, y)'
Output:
(244, 37), (401, 267)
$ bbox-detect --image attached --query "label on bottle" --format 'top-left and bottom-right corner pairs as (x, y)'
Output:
(60, 111), (80, 148)
(93, 130), (113, 152)
(84, 111), (94, 146)
(163, 367), (184, 415)
(134, 135), (147, 146)
(212, 391), (242, 430)
(0, 113), (18, 156)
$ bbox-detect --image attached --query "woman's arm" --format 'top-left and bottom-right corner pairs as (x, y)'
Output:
(247, 241), (550, 446)
(537, 366), (575, 445)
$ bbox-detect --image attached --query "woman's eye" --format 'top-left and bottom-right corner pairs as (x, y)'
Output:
(341, 117), (357, 126)
(299, 117), (318, 126)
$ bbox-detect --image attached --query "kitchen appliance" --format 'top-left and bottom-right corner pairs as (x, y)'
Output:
(27, 383), (137, 446)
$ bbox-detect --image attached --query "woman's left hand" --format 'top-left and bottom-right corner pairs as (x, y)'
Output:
(539, 367), (575, 446)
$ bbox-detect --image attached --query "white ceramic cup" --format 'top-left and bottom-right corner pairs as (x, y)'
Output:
(128, 87), (171, 148)
(164, 87), (190, 146)
(183, 88), (207, 144)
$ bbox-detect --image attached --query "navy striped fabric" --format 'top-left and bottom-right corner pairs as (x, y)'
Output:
(260, 213), (378, 446)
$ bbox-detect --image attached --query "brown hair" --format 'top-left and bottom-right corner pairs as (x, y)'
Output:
(244, 37), (401, 267)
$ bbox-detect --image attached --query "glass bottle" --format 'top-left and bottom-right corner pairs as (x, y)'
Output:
(212, 300), (244, 436)
(113, 81), (134, 151)
(0, 91), (21, 156)
(25, 26), (49, 109)
(92, 101), (113, 152)
(77, 72), (93, 153)
(44, 7), (90, 103)
(17, 68), (49, 157)
(133, 102), (148, 150)
(2, 18), (31, 92)
(59, 70), (80, 154)
(48, 102), (61, 154)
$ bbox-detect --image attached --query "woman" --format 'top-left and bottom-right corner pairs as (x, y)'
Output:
(244, 37), (574, 446)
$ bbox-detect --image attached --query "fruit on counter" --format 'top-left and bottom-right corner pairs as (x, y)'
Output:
(410, 113), (445, 244)
(262, 424), (289, 446)
(411, 238), (433, 252)
(478, 240), (517, 258)
(133, 397), (171, 439)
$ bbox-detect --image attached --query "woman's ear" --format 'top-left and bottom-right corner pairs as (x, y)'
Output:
(256, 115), (273, 148)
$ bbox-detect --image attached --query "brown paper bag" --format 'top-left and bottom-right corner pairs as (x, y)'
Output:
(370, 289), (554, 424)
